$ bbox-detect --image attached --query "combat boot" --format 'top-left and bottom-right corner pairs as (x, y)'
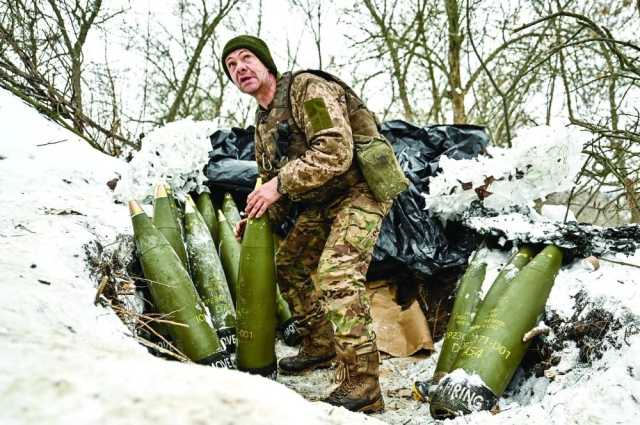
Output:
(323, 342), (385, 413)
(279, 319), (335, 374)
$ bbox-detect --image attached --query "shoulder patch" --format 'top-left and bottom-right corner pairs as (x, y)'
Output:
(303, 97), (333, 133)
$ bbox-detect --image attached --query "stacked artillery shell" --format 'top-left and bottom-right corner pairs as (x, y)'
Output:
(429, 245), (563, 419)
(472, 246), (536, 327)
(153, 184), (189, 271)
(195, 191), (219, 248)
(432, 249), (487, 384)
(183, 195), (237, 355)
(165, 184), (187, 251)
(222, 192), (242, 230)
(129, 200), (232, 368)
(235, 179), (278, 379)
(164, 184), (183, 228)
(217, 210), (241, 303)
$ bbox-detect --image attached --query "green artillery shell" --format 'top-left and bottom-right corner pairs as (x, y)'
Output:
(235, 179), (278, 379)
(473, 246), (536, 326)
(222, 192), (242, 230)
(129, 200), (232, 368)
(164, 184), (180, 220)
(165, 183), (186, 243)
(433, 249), (487, 384)
(217, 210), (241, 304)
(275, 285), (292, 324)
(195, 191), (219, 247)
(153, 184), (189, 271)
(430, 245), (563, 418)
(183, 195), (237, 354)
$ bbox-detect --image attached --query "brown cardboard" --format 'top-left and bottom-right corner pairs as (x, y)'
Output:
(368, 281), (434, 357)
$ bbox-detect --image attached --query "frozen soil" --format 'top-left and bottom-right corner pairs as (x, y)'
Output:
(276, 343), (435, 424)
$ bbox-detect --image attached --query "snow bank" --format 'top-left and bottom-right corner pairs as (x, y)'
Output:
(0, 89), (381, 425)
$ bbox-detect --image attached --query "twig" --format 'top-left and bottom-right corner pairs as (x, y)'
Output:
(522, 323), (550, 342)
(599, 257), (640, 269)
(36, 138), (68, 147)
(14, 224), (35, 234)
(111, 304), (189, 328)
(110, 304), (191, 361)
(136, 336), (190, 362)
(564, 156), (592, 223)
(465, 0), (512, 146)
(136, 319), (190, 361)
(94, 275), (109, 305)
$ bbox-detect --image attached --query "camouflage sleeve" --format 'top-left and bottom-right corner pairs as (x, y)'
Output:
(277, 73), (353, 196)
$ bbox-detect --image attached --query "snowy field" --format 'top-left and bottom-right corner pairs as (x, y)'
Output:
(1, 88), (639, 425)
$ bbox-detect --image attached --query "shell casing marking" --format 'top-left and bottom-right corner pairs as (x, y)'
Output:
(184, 195), (236, 332)
(434, 250), (487, 381)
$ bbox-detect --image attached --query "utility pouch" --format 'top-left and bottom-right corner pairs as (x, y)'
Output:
(354, 135), (409, 202)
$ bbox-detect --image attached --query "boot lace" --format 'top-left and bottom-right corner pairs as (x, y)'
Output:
(328, 361), (360, 400)
(335, 361), (351, 385)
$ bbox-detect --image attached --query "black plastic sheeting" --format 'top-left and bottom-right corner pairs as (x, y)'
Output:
(204, 126), (258, 193)
(204, 120), (489, 277)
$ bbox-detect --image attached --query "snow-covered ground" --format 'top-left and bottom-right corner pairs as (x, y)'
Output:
(2, 87), (639, 425)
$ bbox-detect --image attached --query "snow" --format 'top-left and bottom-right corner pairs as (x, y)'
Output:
(114, 118), (218, 203)
(0, 89), (381, 425)
(2, 88), (640, 425)
(423, 125), (588, 221)
(548, 250), (640, 318)
(446, 368), (489, 388)
(465, 212), (565, 243)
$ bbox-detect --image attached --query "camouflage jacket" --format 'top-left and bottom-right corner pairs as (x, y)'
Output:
(255, 71), (380, 219)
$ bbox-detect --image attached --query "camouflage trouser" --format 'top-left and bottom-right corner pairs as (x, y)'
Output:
(275, 181), (392, 353)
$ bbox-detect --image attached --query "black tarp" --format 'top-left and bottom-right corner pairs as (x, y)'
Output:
(204, 120), (489, 277)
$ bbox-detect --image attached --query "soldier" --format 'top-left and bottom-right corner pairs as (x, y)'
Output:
(222, 35), (392, 413)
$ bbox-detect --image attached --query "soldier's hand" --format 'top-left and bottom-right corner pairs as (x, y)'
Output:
(245, 177), (281, 219)
(234, 218), (247, 241)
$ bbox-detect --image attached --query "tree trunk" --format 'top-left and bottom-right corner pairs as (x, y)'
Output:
(362, 0), (415, 122)
(444, 0), (466, 123)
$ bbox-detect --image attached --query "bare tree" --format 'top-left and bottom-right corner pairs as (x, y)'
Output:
(290, 0), (326, 70)
(356, 0), (423, 122)
(137, 0), (241, 125)
(343, 0), (551, 135)
(0, 0), (131, 153)
(515, 0), (640, 222)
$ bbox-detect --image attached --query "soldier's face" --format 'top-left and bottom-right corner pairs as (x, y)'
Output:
(225, 49), (270, 95)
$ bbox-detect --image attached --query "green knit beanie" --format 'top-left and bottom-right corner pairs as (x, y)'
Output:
(221, 35), (278, 80)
